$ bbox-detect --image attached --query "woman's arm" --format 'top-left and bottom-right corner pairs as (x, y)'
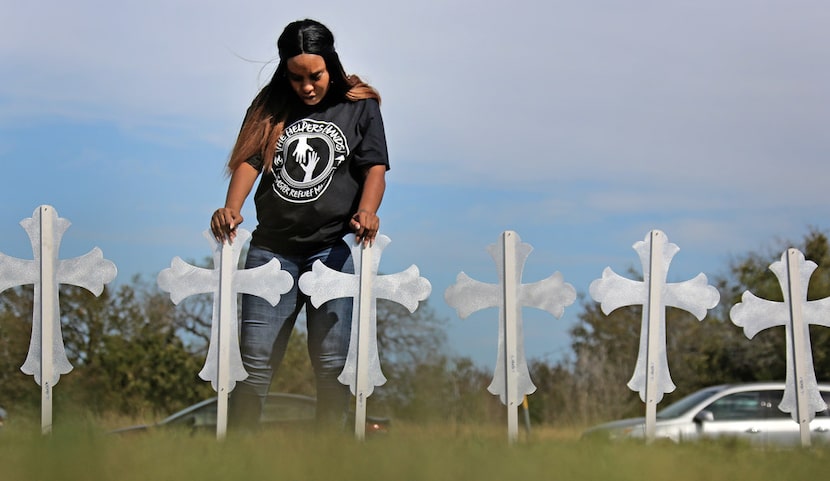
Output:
(350, 164), (387, 245)
(210, 162), (260, 243)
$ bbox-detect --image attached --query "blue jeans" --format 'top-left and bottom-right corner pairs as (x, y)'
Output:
(229, 241), (353, 430)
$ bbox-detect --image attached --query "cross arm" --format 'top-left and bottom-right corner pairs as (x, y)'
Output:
(299, 260), (358, 308)
(56, 248), (118, 296)
(664, 273), (720, 320)
(375, 265), (432, 313)
(729, 291), (789, 339)
(157, 257), (216, 304)
(0, 253), (38, 292)
(519, 271), (576, 319)
(804, 298), (830, 328)
(234, 258), (293, 306)
(589, 267), (647, 315)
(444, 272), (500, 319)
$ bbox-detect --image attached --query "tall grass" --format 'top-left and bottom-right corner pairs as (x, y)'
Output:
(2, 420), (828, 481)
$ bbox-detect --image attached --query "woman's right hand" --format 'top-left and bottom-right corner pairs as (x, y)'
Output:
(211, 208), (244, 243)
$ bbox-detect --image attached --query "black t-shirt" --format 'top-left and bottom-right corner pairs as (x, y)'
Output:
(247, 98), (389, 254)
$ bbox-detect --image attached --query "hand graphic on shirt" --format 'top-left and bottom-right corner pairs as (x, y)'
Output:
(291, 137), (318, 182)
(298, 150), (319, 183)
(292, 137), (313, 162)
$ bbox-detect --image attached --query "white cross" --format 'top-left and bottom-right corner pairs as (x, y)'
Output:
(0, 205), (116, 434)
(157, 228), (292, 439)
(444, 231), (576, 443)
(730, 248), (830, 447)
(589, 230), (719, 441)
(298, 233), (431, 440)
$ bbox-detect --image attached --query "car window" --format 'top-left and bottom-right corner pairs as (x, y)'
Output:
(704, 391), (766, 421)
(657, 386), (726, 419)
(760, 390), (790, 419)
(761, 389), (830, 419)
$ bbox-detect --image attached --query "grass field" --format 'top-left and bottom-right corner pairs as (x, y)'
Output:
(2, 420), (828, 481)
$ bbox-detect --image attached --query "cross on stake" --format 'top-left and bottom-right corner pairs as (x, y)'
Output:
(157, 229), (292, 440)
(298, 234), (431, 440)
(0, 205), (116, 434)
(589, 230), (719, 442)
(730, 248), (830, 448)
(445, 231), (576, 443)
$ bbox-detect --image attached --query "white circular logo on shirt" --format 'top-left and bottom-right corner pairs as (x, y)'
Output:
(272, 119), (348, 203)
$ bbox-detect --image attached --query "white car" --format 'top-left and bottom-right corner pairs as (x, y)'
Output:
(582, 382), (830, 446)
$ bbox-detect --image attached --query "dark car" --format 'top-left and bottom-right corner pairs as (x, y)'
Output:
(112, 393), (389, 435)
(582, 382), (830, 446)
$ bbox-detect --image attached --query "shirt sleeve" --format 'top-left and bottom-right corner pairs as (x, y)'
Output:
(245, 153), (264, 172)
(353, 99), (390, 170)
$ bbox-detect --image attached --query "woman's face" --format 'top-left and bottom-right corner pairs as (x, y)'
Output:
(286, 54), (330, 106)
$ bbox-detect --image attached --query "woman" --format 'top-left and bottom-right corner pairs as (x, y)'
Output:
(210, 18), (389, 429)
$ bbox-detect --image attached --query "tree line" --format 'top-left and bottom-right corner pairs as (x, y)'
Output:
(1, 228), (829, 427)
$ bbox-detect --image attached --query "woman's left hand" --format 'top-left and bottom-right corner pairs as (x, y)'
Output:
(350, 209), (379, 246)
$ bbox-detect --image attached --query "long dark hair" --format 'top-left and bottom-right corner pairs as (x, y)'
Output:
(227, 19), (380, 174)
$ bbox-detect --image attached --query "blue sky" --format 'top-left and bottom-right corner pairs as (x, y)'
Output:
(2, 1), (829, 370)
